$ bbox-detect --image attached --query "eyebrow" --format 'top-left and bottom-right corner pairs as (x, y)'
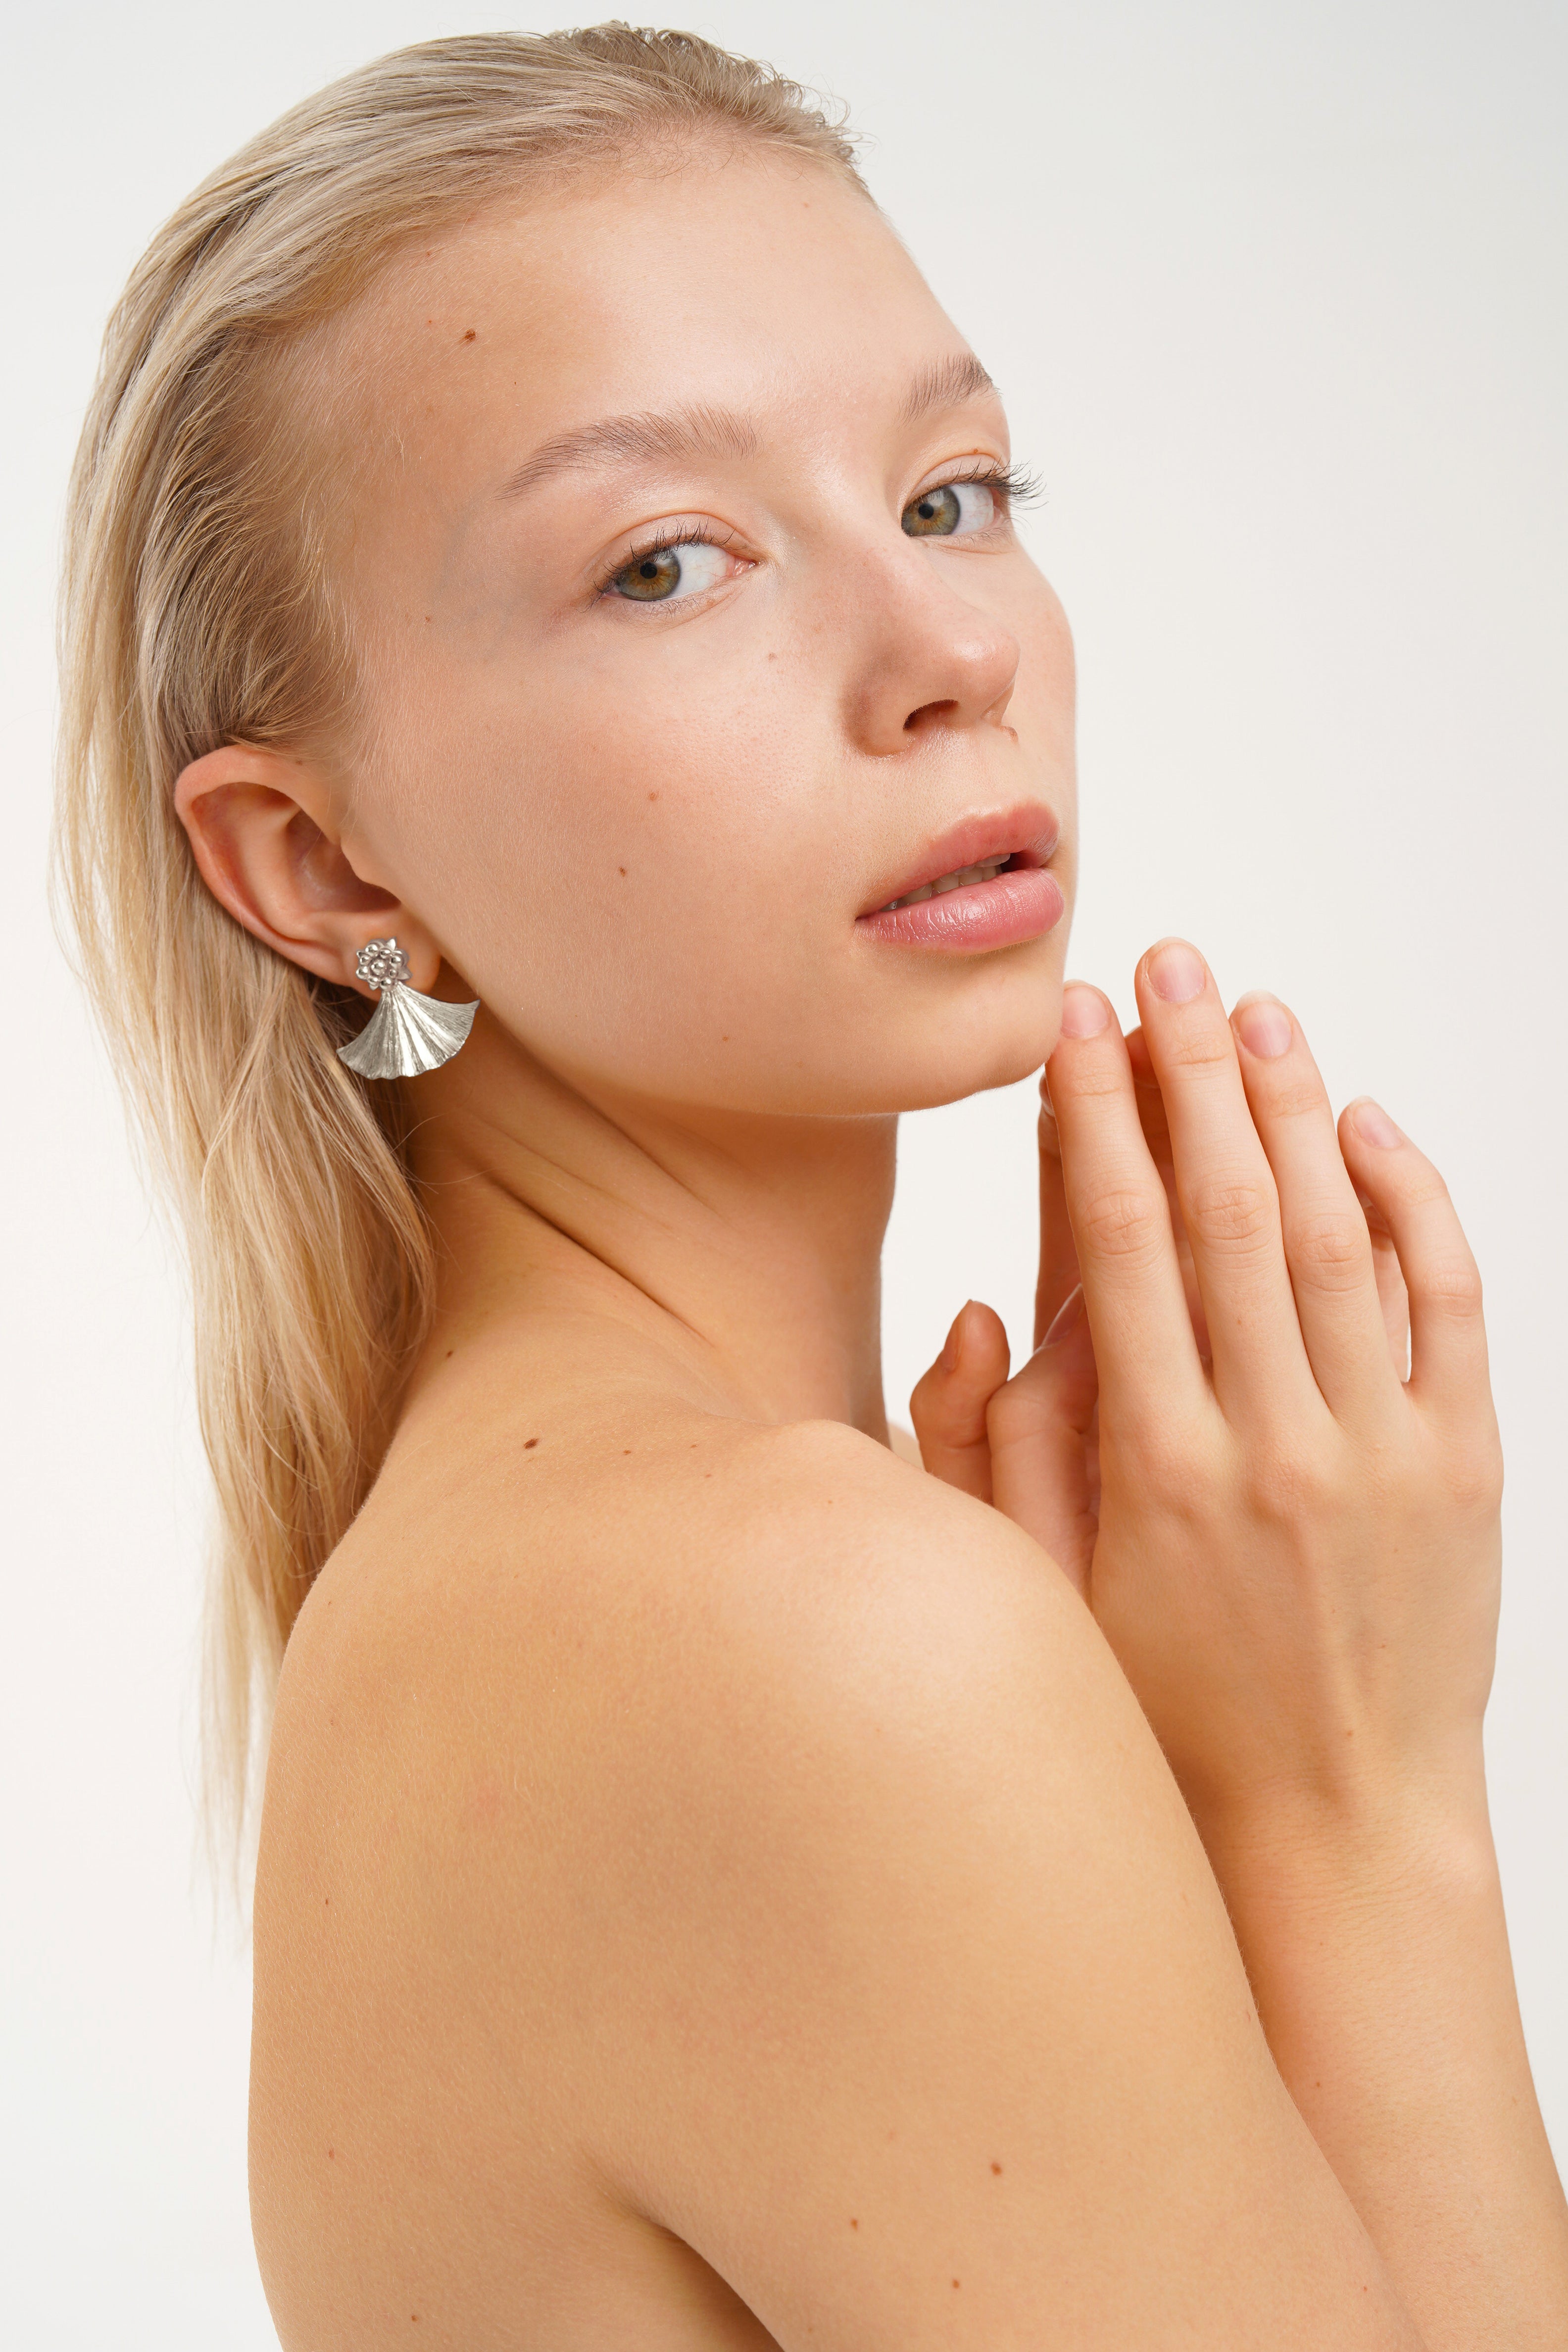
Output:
(498, 403), (759, 499)
(497, 352), (999, 501)
(900, 351), (999, 424)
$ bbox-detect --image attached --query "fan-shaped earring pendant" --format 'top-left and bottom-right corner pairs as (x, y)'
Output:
(337, 938), (480, 1079)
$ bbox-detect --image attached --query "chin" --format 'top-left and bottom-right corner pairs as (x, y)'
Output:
(897, 946), (1067, 1108)
(817, 967), (1067, 1117)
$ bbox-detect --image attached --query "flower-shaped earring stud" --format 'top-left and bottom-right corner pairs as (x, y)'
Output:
(337, 937), (480, 1079)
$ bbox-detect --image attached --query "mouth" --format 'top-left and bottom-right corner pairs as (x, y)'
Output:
(856, 805), (1066, 954)
(872, 847), (1027, 911)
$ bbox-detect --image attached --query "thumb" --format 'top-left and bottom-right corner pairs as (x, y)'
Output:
(909, 1299), (1011, 1502)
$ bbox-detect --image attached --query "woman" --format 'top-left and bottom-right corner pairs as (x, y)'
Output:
(53, 24), (1567, 2349)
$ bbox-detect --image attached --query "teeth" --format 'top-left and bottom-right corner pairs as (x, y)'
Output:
(879, 855), (1010, 913)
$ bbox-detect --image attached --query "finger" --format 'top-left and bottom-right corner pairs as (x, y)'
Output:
(1127, 1026), (1210, 1359)
(1132, 941), (1314, 1423)
(1360, 1190), (1412, 1378)
(1034, 1083), (1082, 1348)
(909, 1300), (1010, 1501)
(986, 1285), (1100, 1598)
(1045, 981), (1208, 1431)
(1338, 1100), (1489, 1412)
(1229, 992), (1397, 1419)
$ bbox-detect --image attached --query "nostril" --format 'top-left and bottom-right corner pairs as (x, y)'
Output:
(903, 698), (960, 733)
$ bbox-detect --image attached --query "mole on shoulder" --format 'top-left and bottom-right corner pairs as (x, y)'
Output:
(524, 1437), (539, 1449)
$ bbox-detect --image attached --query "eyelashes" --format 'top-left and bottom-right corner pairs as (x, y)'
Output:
(940, 459), (1045, 510)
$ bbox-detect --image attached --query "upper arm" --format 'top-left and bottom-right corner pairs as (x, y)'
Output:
(551, 1425), (1423, 2352)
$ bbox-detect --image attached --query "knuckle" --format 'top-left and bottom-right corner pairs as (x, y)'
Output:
(1183, 1172), (1277, 1255)
(1450, 1433), (1505, 1515)
(1163, 1026), (1234, 1075)
(1074, 1184), (1169, 1267)
(1061, 1059), (1129, 1108)
(1260, 1071), (1328, 1123)
(1397, 1164), (1453, 1214)
(1242, 1439), (1339, 1527)
(1285, 1209), (1372, 1291)
(1419, 1255), (1484, 1319)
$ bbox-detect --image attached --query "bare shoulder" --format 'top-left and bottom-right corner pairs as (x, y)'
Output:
(253, 1405), (1418, 2350)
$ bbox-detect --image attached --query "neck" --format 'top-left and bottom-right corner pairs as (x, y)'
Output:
(402, 1026), (898, 1439)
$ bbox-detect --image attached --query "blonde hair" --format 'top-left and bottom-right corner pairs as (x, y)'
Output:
(51, 25), (866, 1896)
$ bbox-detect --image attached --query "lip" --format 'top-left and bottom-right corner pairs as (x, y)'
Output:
(858, 803), (1061, 917)
(855, 802), (1065, 954)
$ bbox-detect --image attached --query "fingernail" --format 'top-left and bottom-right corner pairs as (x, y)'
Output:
(938, 1302), (973, 1371)
(1233, 993), (1292, 1059)
(1352, 1098), (1402, 1149)
(1059, 982), (1110, 1039)
(1043, 1284), (1086, 1347)
(1038, 1070), (1056, 1119)
(1147, 940), (1207, 1004)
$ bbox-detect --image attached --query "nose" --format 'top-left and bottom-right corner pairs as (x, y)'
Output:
(842, 542), (1021, 757)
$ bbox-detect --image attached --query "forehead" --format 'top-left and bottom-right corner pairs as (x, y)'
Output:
(322, 141), (969, 496)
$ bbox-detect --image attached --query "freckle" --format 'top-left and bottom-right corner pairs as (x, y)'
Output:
(328, 2148), (335, 2159)
(623, 1449), (632, 1455)
(524, 1437), (539, 1449)
(990, 2161), (1002, 2174)
(444, 1348), (454, 1358)
(618, 866), (627, 876)
(849, 2218), (857, 2230)
(461, 328), (476, 342)
(721, 1034), (730, 1041)
(647, 790), (659, 801)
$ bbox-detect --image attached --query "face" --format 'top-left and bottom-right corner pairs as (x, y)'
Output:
(313, 137), (1077, 1119)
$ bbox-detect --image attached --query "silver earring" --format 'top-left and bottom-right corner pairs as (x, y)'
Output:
(337, 938), (479, 1078)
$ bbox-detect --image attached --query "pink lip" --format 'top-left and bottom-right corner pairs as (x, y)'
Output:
(855, 803), (1065, 954)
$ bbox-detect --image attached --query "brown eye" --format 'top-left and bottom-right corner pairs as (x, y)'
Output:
(901, 480), (999, 538)
(606, 539), (735, 604)
(614, 546), (684, 600)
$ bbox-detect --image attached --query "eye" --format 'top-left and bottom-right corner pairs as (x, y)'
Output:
(901, 478), (1000, 539)
(606, 537), (737, 602)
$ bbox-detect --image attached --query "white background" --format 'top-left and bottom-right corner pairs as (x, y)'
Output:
(3, 2), (1563, 2340)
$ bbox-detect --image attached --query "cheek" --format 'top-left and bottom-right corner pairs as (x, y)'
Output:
(389, 645), (841, 1078)
(1015, 581), (1077, 775)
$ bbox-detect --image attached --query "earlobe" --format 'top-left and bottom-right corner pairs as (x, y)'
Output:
(172, 742), (441, 993)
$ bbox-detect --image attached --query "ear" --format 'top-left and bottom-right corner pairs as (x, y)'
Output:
(173, 743), (444, 995)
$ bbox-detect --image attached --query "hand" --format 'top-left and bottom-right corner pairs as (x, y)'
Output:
(912, 940), (1502, 1831)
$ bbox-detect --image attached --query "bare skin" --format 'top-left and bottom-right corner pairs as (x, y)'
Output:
(175, 136), (1567, 2348)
